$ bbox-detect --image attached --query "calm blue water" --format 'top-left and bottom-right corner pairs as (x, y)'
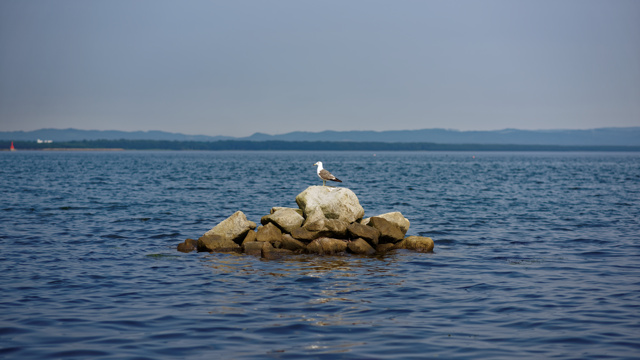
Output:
(1, 151), (639, 359)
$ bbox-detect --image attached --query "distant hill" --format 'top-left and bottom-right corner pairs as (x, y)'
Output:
(1, 127), (639, 146)
(242, 128), (640, 146)
(0, 128), (233, 142)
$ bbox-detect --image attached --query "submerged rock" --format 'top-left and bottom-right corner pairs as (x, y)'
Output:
(177, 238), (198, 253)
(243, 240), (263, 256)
(261, 242), (293, 260)
(396, 236), (434, 252)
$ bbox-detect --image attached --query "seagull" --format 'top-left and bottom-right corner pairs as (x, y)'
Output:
(314, 161), (342, 186)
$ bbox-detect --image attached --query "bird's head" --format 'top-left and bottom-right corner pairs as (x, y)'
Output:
(314, 161), (322, 167)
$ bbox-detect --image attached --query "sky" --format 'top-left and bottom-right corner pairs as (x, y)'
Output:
(0, 0), (638, 137)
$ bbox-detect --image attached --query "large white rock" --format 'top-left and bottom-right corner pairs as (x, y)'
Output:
(295, 186), (365, 225)
(204, 211), (257, 244)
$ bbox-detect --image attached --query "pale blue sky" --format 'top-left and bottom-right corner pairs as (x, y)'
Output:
(1, 0), (638, 137)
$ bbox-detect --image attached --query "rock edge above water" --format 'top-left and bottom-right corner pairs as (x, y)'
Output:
(177, 186), (434, 258)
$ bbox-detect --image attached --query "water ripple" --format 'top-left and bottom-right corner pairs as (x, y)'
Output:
(0, 151), (639, 359)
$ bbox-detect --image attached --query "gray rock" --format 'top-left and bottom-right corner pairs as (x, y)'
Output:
(302, 218), (325, 232)
(261, 208), (304, 234)
(296, 186), (365, 225)
(280, 234), (307, 251)
(290, 227), (320, 242)
(185, 187), (432, 257)
(347, 222), (380, 246)
(320, 219), (349, 238)
(204, 211), (257, 244)
(347, 238), (376, 255)
(305, 218), (348, 238)
(256, 222), (282, 243)
(197, 234), (241, 252)
(241, 230), (257, 245)
(396, 236), (435, 252)
(271, 207), (304, 217)
(306, 237), (348, 255)
(368, 216), (405, 244)
(362, 212), (410, 235)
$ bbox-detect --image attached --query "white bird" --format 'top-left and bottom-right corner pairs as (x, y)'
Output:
(313, 161), (342, 186)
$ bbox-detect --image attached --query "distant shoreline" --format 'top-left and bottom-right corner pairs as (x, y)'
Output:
(42, 148), (125, 151)
(3, 127), (640, 146)
(1, 148), (124, 152)
(2, 140), (640, 152)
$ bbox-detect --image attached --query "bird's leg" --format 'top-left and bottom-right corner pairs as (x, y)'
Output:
(322, 180), (326, 186)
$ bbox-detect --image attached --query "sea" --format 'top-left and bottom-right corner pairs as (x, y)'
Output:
(1, 150), (639, 359)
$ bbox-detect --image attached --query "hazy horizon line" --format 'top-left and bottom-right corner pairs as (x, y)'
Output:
(3, 125), (639, 138)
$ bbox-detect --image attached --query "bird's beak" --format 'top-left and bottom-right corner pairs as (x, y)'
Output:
(313, 163), (317, 166)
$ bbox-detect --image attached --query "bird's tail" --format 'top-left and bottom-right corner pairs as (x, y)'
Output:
(333, 178), (342, 182)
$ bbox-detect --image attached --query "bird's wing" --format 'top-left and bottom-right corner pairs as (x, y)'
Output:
(319, 168), (338, 181)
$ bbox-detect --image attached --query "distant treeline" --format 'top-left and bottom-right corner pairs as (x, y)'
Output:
(3, 140), (640, 152)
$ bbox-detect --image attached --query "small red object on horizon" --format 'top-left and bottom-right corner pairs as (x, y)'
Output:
(10, 141), (15, 151)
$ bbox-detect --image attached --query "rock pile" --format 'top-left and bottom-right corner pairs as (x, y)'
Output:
(177, 186), (434, 259)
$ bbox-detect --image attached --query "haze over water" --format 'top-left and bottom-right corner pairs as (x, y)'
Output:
(1, 151), (639, 359)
